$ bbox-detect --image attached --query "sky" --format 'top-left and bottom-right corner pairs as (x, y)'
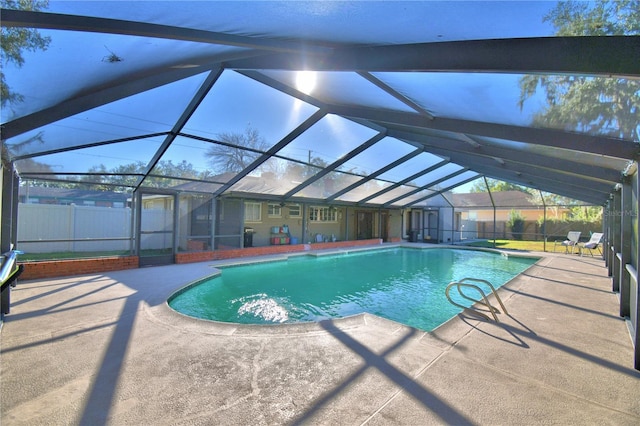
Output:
(3, 0), (567, 200)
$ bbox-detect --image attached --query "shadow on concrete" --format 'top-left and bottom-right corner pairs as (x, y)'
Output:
(291, 319), (474, 425)
(10, 275), (113, 308)
(7, 272), (154, 425)
(78, 295), (142, 425)
(503, 287), (622, 321)
(529, 263), (610, 280)
(470, 317), (640, 379)
(1, 321), (117, 354)
(458, 313), (531, 348)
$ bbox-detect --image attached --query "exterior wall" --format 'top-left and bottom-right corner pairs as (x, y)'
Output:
(307, 222), (342, 243)
(177, 195), (190, 251)
(440, 207), (454, 243)
(244, 202), (305, 246)
(245, 203), (404, 246)
(388, 211), (403, 241)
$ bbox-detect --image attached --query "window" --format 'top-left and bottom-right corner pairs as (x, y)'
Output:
(309, 206), (337, 222)
(288, 204), (301, 218)
(245, 202), (262, 222)
(267, 203), (282, 218)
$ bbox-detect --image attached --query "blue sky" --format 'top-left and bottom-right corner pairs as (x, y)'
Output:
(4, 1), (563, 195)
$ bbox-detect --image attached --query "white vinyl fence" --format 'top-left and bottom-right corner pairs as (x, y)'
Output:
(140, 208), (174, 251)
(17, 204), (133, 253)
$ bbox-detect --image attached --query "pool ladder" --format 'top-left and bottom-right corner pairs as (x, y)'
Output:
(445, 278), (508, 322)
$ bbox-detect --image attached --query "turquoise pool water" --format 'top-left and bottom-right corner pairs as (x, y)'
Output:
(168, 248), (538, 331)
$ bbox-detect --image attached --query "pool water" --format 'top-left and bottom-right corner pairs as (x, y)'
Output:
(168, 248), (538, 331)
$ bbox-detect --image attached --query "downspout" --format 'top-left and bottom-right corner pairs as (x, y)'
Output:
(210, 197), (216, 251)
(240, 199), (246, 248)
(302, 204), (308, 244)
(484, 177), (495, 248)
(129, 192), (136, 255)
(440, 194), (454, 244)
(540, 190), (546, 252)
(344, 206), (349, 241)
(134, 190), (142, 256)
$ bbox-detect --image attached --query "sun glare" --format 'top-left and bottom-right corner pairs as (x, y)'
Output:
(295, 71), (317, 95)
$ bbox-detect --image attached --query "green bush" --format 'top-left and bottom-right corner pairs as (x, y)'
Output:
(507, 210), (526, 240)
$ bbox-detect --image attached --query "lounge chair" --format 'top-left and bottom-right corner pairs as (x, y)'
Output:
(553, 231), (581, 254)
(579, 232), (604, 257)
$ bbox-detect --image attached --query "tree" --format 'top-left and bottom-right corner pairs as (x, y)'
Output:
(21, 158), (207, 190)
(519, 0), (640, 141)
(206, 126), (269, 173)
(86, 162), (146, 189)
(1, 0), (51, 107)
(469, 178), (532, 194)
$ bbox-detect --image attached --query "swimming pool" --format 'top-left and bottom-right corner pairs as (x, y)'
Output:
(168, 248), (538, 331)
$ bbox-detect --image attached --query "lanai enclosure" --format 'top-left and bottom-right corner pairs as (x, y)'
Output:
(0, 2), (638, 368)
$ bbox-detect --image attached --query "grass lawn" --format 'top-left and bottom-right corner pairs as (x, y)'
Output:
(19, 250), (131, 262)
(463, 239), (554, 252)
(18, 248), (175, 262)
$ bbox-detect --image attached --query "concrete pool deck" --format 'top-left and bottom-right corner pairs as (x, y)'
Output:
(1, 244), (639, 425)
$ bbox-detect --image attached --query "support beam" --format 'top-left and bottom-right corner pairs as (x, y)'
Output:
(227, 36), (640, 78)
(357, 159), (451, 205)
(1, 163), (19, 318)
(620, 177), (632, 317)
(331, 105), (640, 160)
(611, 189), (622, 292)
(388, 128), (624, 184)
(213, 109), (327, 197)
(409, 143), (613, 204)
(1, 9), (330, 53)
(325, 149), (425, 202)
(135, 68), (224, 190)
(632, 168), (640, 370)
(282, 132), (387, 200)
(1, 66), (211, 141)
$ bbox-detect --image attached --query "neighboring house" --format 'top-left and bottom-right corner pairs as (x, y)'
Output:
(449, 191), (549, 221)
(446, 191), (573, 240)
(18, 186), (130, 208)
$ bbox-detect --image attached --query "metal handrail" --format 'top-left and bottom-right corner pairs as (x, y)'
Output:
(445, 277), (508, 322)
(457, 277), (509, 316)
(0, 250), (23, 285)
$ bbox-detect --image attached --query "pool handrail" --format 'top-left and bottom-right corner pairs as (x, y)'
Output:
(0, 250), (22, 284)
(445, 277), (508, 322)
(457, 277), (509, 316)
(1, 250), (24, 293)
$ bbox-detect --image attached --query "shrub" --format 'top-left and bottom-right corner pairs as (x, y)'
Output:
(507, 210), (526, 240)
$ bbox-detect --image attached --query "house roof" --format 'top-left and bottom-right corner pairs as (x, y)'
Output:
(18, 186), (130, 202)
(448, 191), (537, 208)
(2, 1), (638, 208)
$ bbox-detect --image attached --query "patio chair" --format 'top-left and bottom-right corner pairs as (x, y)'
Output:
(553, 231), (581, 254)
(579, 232), (604, 257)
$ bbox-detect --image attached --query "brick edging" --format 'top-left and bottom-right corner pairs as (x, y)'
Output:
(19, 256), (140, 280)
(18, 239), (384, 279)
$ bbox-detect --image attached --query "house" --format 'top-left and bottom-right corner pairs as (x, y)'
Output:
(18, 186), (130, 208)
